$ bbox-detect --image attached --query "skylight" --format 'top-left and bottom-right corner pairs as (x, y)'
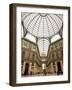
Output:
(51, 34), (61, 43)
(25, 33), (36, 43)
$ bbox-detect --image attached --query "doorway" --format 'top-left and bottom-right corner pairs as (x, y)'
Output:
(57, 62), (63, 75)
(24, 63), (29, 75)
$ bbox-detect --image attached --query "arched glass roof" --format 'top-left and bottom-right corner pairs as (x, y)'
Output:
(37, 39), (49, 56)
(21, 12), (63, 57)
(21, 13), (63, 38)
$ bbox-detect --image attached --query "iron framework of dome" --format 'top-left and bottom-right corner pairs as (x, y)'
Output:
(21, 12), (63, 57)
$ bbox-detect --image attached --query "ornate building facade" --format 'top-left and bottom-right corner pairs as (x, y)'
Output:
(21, 38), (63, 76)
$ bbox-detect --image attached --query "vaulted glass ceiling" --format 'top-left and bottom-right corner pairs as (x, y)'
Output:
(21, 12), (63, 57)
(37, 39), (49, 56)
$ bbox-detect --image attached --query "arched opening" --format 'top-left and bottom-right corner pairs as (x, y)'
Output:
(57, 62), (63, 75)
(24, 63), (29, 75)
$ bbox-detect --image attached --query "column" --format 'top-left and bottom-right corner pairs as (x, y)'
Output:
(29, 62), (32, 75)
(55, 61), (58, 74)
(51, 62), (54, 74)
(34, 63), (36, 75)
(22, 61), (26, 75)
(60, 60), (63, 72)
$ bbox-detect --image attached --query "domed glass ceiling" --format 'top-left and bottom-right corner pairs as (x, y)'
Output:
(21, 12), (63, 57)
(21, 13), (63, 38)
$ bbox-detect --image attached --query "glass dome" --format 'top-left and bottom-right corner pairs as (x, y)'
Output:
(21, 13), (63, 38)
